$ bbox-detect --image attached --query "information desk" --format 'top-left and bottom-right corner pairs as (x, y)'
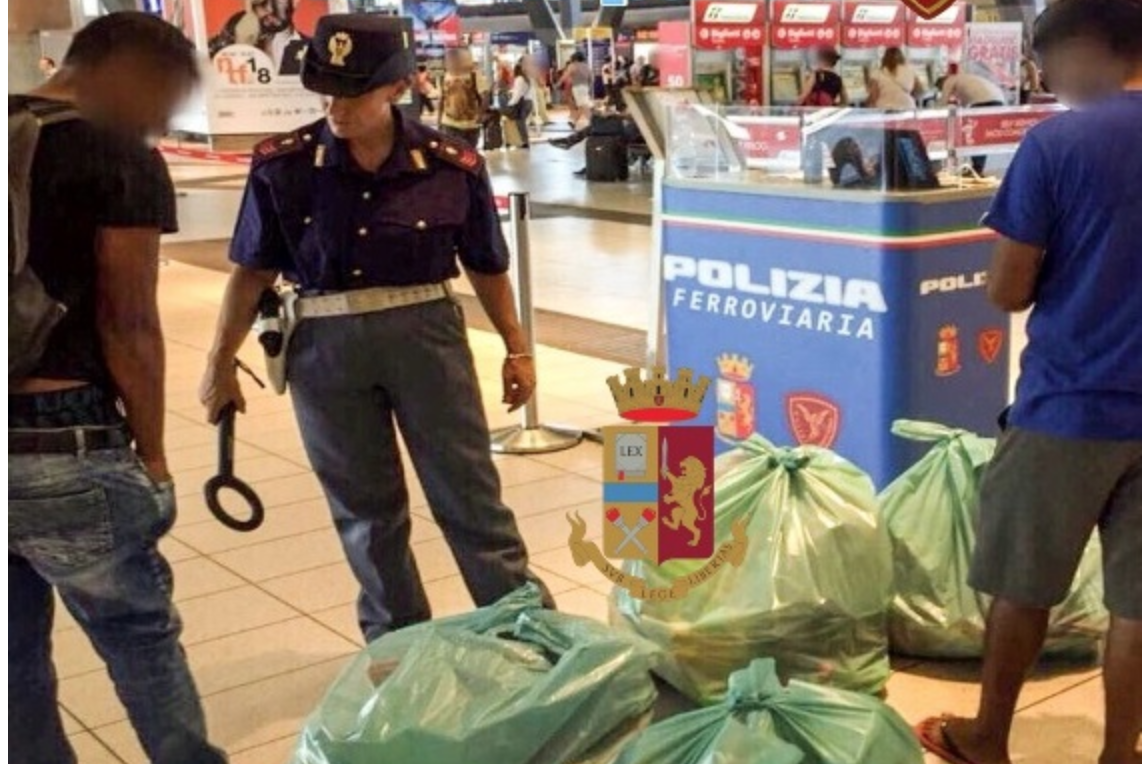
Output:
(661, 177), (1008, 488)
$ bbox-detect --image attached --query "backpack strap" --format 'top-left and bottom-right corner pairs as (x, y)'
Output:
(24, 99), (80, 126)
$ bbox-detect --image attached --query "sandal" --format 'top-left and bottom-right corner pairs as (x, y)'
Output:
(915, 716), (982, 764)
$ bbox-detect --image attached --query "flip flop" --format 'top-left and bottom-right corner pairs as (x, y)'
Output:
(915, 716), (980, 764)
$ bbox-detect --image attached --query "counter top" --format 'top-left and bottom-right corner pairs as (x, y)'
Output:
(664, 172), (999, 205)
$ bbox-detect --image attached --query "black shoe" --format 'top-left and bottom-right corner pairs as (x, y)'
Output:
(550, 138), (571, 150)
(573, 167), (587, 178)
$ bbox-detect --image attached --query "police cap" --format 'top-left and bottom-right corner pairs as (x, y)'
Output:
(302, 14), (415, 98)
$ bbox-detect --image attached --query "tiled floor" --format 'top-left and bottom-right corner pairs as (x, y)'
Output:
(43, 140), (1108, 764)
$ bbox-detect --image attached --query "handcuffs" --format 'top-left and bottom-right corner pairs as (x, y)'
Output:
(202, 360), (267, 532)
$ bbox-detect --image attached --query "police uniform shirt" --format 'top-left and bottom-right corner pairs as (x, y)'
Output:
(230, 111), (510, 291)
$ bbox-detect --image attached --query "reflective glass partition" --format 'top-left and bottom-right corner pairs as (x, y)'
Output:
(658, 100), (1066, 189)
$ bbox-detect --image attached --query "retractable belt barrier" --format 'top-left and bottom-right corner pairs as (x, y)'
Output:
(203, 362), (267, 532)
(489, 192), (585, 455)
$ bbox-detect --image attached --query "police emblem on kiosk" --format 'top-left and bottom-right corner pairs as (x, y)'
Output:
(566, 366), (750, 600)
(715, 353), (756, 443)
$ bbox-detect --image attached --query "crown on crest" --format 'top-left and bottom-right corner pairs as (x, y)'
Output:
(716, 353), (754, 381)
(607, 366), (710, 422)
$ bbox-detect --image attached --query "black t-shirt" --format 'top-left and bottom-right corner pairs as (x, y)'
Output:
(14, 97), (178, 386)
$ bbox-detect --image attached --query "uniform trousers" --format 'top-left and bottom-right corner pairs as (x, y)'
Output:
(288, 297), (552, 641)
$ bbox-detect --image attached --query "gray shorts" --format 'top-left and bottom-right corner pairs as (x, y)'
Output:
(970, 427), (1142, 620)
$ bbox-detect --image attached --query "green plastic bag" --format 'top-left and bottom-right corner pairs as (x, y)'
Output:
(617, 659), (922, 764)
(611, 436), (893, 703)
(290, 584), (660, 764)
(881, 420), (1108, 659)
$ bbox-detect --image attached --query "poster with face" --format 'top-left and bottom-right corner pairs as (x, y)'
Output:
(200, 0), (330, 134)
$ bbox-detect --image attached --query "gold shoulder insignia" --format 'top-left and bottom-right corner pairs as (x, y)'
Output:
(427, 135), (483, 174)
(252, 131), (311, 164)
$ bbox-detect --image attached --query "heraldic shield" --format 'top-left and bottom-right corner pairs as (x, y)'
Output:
(567, 366), (749, 601)
(603, 425), (715, 565)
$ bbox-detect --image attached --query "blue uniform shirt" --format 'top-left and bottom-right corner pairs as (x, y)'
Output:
(984, 91), (1142, 440)
(230, 110), (510, 290)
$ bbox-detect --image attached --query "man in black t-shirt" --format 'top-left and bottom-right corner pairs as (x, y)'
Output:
(9, 14), (228, 764)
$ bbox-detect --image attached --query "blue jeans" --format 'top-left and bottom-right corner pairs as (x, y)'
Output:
(8, 445), (227, 764)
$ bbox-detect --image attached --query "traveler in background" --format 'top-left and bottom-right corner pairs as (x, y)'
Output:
(495, 55), (513, 108)
(939, 63), (1008, 173)
(520, 53), (550, 125)
(601, 55), (616, 103)
(866, 46), (921, 110)
(939, 63), (1007, 108)
(630, 55), (645, 86)
(1020, 54), (1042, 104)
(504, 61), (534, 149)
(559, 51), (593, 128)
(414, 63), (437, 119)
(38, 56), (58, 79)
(799, 47), (848, 107)
(439, 46), (487, 147)
(915, 2), (1142, 764)
(9, 12), (227, 764)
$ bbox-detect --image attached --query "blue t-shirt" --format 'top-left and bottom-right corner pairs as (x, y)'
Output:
(984, 91), (1142, 440)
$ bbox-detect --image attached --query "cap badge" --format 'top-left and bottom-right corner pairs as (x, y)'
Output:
(328, 32), (353, 67)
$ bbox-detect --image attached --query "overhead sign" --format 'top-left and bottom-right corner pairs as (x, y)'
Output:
(693, 0), (767, 50)
(906, 5), (965, 47)
(843, 2), (906, 48)
(770, 1), (840, 50)
(601, 0), (629, 7)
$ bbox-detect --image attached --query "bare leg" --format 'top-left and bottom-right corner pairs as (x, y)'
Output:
(943, 599), (1051, 764)
(1101, 615), (1142, 764)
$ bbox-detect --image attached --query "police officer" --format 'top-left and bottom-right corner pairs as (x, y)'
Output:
(199, 14), (553, 641)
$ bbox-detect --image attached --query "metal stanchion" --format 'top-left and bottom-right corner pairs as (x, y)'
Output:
(490, 193), (585, 454)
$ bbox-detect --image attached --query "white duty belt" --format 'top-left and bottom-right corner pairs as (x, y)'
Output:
(293, 283), (451, 320)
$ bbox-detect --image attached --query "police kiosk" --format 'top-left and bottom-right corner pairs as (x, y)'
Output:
(627, 96), (1064, 487)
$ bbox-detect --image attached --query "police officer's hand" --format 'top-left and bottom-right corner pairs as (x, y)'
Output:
(199, 360), (247, 424)
(502, 355), (536, 412)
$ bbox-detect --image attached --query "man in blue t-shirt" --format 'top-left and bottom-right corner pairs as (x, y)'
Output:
(916, 2), (1142, 764)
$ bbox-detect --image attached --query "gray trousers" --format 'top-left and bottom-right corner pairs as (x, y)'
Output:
(288, 298), (551, 641)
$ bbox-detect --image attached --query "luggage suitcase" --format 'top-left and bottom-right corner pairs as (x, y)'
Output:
(483, 115), (503, 151)
(585, 135), (629, 182)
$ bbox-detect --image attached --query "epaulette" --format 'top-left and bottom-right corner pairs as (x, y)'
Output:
(426, 134), (483, 174)
(252, 130), (312, 165)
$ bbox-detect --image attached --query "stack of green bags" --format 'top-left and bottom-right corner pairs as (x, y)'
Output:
(880, 420), (1107, 659)
(290, 585), (660, 764)
(616, 659), (923, 764)
(611, 435), (894, 703)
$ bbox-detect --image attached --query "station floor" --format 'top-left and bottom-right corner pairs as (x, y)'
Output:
(53, 135), (1108, 764)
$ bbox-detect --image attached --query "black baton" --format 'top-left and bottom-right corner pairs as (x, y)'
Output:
(204, 402), (266, 533)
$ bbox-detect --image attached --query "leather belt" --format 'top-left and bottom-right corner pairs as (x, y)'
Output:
(294, 283), (450, 320)
(9, 426), (132, 455)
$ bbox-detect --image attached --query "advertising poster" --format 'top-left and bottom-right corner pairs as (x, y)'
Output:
(404, 0), (461, 47)
(769, 1), (840, 50)
(842, 1), (906, 48)
(692, 0), (767, 52)
(203, 0), (329, 134)
(964, 22), (1022, 90)
(657, 21), (693, 88)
